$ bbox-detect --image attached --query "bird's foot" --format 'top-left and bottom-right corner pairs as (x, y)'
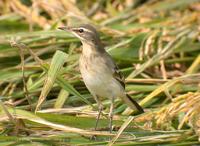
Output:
(90, 135), (97, 141)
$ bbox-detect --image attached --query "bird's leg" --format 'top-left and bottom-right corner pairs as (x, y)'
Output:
(108, 97), (114, 133)
(95, 103), (103, 131)
(93, 95), (103, 131)
(90, 95), (103, 140)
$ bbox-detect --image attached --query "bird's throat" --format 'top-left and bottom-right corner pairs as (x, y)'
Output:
(82, 43), (96, 57)
(82, 42), (104, 57)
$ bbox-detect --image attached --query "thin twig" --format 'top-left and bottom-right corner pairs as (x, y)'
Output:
(10, 41), (33, 111)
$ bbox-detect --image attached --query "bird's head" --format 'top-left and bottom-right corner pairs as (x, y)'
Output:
(58, 24), (100, 46)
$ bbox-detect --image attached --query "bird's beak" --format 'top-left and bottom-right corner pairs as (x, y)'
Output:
(58, 26), (81, 39)
(58, 26), (72, 31)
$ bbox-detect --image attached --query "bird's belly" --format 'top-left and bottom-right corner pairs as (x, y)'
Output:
(80, 64), (123, 98)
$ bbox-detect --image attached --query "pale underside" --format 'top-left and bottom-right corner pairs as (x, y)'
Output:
(79, 44), (125, 100)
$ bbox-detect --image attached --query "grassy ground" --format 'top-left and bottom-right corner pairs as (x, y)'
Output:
(0, 0), (200, 145)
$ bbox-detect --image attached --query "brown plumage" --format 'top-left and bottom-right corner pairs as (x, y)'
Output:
(58, 24), (144, 132)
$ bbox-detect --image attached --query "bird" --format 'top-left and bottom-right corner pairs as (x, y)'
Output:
(58, 24), (144, 133)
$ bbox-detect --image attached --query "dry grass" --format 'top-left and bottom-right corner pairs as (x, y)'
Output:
(0, 0), (200, 145)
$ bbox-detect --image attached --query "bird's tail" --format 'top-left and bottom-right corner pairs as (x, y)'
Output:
(120, 93), (144, 114)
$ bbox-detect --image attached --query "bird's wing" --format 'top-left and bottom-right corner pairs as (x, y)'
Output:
(104, 52), (144, 113)
(113, 65), (125, 89)
(104, 53), (125, 89)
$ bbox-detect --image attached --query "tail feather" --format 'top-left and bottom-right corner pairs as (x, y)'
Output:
(120, 94), (144, 114)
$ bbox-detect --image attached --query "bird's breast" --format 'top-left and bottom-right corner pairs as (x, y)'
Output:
(79, 54), (111, 82)
(79, 55), (123, 98)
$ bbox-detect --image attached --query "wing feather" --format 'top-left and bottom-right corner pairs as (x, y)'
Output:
(104, 53), (125, 89)
(113, 66), (125, 89)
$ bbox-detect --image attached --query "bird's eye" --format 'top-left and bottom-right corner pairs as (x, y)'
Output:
(79, 29), (84, 33)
